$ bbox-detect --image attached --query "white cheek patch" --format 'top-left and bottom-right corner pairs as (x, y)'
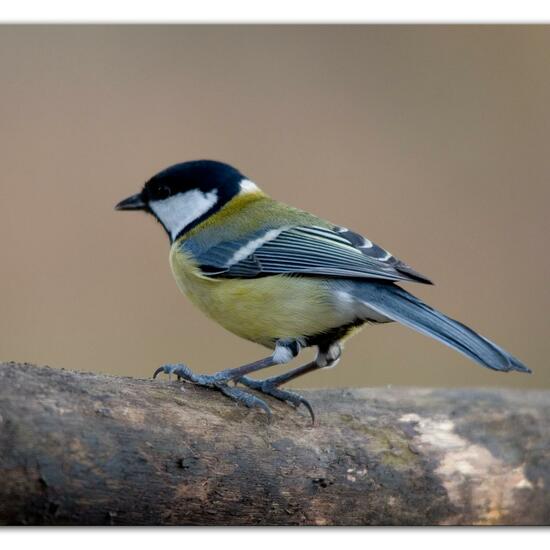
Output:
(149, 189), (218, 240)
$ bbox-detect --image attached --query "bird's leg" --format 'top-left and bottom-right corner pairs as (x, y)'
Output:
(153, 339), (301, 420)
(236, 343), (342, 425)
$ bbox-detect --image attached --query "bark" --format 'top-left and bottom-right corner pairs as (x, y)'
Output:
(0, 361), (549, 525)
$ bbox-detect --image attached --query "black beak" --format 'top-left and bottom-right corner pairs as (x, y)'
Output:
(115, 193), (146, 211)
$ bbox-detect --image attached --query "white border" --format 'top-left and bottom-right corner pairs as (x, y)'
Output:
(0, 529), (548, 549)
(1, 0), (548, 542)
(1, 0), (550, 23)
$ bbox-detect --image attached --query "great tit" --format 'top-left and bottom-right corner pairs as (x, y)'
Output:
(116, 160), (530, 422)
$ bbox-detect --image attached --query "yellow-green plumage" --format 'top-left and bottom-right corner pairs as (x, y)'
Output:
(170, 191), (363, 349)
(115, 159), (530, 403)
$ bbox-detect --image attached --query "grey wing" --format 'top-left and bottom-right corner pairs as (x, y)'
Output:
(332, 226), (433, 284)
(195, 225), (433, 284)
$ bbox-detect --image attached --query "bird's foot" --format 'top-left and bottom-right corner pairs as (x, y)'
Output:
(153, 364), (272, 420)
(236, 376), (315, 425)
(154, 363), (226, 386)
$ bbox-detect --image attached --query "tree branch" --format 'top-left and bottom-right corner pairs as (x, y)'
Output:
(0, 362), (549, 525)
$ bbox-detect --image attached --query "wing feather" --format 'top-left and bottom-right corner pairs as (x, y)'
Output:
(193, 225), (432, 284)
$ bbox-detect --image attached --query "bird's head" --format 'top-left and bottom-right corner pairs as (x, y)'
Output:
(115, 160), (260, 241)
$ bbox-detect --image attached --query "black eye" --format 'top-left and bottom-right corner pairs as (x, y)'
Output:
(156, 185), (171, 200)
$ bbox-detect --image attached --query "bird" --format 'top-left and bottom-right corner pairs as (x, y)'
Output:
(115, 160), (530, 422)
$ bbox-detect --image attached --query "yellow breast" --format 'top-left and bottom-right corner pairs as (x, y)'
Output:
(169, 246), (350, 349)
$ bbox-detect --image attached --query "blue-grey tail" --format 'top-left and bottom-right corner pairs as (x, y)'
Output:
(352, 282), (531, 373)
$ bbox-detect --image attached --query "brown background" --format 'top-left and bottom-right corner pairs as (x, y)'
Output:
(1, 25), (548, 390)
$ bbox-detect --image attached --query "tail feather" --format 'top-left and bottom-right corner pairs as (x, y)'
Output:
(353, 282), (531, 374)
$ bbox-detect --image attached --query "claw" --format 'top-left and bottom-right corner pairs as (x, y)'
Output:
(153, 365), (167, 379)
(255, 401), (273, 422)
(153, 364), (196, 382)
(217, 383), (273, 421)
(297, 397), (316, 426)
(268, 387), (315, 425)
(236, 377), (316, 425)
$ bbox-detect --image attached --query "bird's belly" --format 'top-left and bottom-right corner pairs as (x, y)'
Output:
(170, 250), (358, 348)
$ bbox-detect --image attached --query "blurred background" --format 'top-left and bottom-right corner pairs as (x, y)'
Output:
(1, 25), (548, 390)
